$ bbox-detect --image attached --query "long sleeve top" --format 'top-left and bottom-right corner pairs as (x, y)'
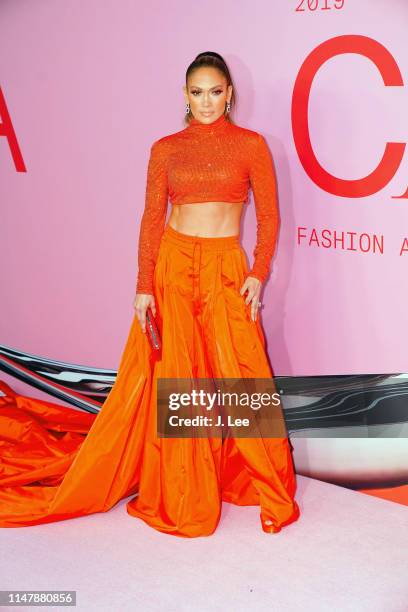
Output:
(136, 112), (279, 295)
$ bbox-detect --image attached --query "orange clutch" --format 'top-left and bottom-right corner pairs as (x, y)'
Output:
(146, 306), (161, 351)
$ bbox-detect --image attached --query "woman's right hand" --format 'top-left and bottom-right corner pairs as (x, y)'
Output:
(133, 293), (156, 333)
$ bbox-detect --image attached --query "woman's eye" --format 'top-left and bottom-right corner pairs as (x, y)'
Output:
(190, 90), (223, 96)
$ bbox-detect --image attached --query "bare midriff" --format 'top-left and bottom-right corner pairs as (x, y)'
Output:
(168, 201), (245, 237)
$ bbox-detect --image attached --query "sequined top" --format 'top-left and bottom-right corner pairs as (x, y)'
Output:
(136, 112), (279, 294)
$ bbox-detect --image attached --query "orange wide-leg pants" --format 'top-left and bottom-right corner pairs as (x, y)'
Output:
(0, 224), (300, 537)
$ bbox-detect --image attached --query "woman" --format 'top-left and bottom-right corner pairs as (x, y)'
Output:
(0, 51), (300, 537)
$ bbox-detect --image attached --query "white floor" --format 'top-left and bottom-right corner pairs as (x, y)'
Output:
(1, 475), (407, 612)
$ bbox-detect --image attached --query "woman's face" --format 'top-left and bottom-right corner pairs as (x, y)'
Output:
(183, 66), (232, 124)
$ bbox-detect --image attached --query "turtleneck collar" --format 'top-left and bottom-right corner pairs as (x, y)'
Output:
(187, 112), (229, 134)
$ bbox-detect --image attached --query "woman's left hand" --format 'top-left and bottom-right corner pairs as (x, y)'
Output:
(240, 276), (262, 321)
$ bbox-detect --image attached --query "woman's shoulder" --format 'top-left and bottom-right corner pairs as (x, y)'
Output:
(229, 121), (259, 136)
(228, 122), (266, 146)
(151, 125), (191, 146)
(146, 128), (186, 160)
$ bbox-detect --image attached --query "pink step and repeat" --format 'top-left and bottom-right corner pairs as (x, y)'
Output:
(1, 1), (407, 501)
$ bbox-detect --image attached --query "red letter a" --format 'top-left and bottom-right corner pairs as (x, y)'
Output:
(0, 87), (26, 172)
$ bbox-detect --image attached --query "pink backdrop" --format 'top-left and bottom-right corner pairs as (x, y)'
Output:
(1, 0), (408, 389)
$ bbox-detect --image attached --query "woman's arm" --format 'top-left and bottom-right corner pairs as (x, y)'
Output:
(136, 139), (169, 295)
(246, 133), (280, 284)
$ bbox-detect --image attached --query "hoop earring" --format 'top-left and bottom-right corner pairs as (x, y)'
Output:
(226, 101), (231, 113)
(185, 102), (190, 115)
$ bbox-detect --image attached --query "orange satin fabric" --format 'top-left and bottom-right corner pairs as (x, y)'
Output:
(0, 225), (300, 537)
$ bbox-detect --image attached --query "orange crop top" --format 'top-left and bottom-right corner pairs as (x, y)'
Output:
(136, 112), (279, 295)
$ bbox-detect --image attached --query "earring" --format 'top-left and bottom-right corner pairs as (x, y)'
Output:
(226, 101), (231, 113)
(185, 102), (190, 115)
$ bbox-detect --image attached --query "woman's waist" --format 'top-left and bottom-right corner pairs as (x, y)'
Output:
(162, 222), (241, 251)
(168, 201), (243, 239)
